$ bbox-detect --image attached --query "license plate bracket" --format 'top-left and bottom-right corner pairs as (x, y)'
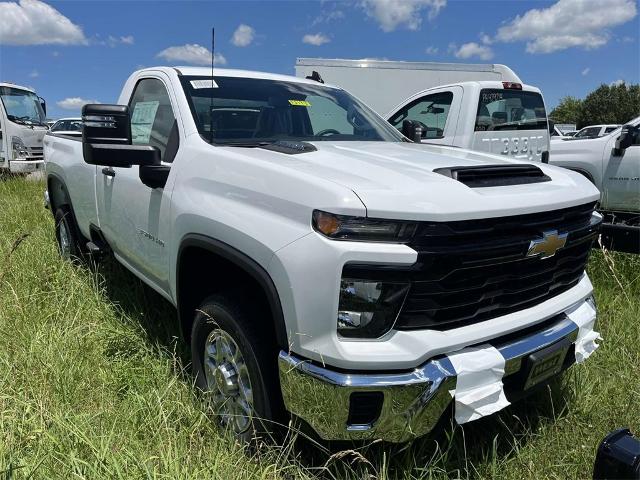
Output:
(523, 338), (571, 390)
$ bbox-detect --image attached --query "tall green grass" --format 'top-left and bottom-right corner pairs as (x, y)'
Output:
(0, 175), (638, 479)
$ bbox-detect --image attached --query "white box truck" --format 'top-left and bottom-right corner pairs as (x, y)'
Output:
(0, 82), (48, 173)
(295, 58), (551, 163)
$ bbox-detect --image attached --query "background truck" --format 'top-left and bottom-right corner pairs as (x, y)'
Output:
(295, 58), (551, 163)
(0, 82), (48, 173)
(550, 117), (640, 252)
(45, 66), (601, 444)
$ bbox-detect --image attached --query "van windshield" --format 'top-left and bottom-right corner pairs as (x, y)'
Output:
(180, 75), (404, 145)
(0, 86), (46, 126)
(474, 89), (547, 132)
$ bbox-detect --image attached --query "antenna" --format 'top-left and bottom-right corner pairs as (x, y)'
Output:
(210, 27), (215, 143)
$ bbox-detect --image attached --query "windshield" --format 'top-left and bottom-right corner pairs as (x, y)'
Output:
(0, 86), (46, 126)
(180, 76), (404, 145)
(475, 89), (547, 132)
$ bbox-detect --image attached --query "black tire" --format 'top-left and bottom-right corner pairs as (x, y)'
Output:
(191, 293), (283, 443)
(54, 206), (85, 261)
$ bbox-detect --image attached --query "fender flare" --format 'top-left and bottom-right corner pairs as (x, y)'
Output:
(176, 233), (288, 349)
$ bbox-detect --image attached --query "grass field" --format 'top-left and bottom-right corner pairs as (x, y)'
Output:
(0, 175), (638, 479)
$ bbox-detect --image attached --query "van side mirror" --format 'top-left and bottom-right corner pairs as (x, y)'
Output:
(82, 104), (160, 168)
(613, 124), (639, 156)
(548, 119), (555, 135)
(402, 120), (423, 143)
(39, 96), (46, 116)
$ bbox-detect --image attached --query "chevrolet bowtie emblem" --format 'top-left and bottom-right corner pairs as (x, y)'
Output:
(527, 230), (568, 259)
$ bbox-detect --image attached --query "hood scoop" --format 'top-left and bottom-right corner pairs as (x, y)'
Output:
(259, 140), (317, 155)
(433, 164), (551, 188)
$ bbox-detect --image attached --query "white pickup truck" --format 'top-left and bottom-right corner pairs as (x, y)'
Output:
(44, 66), (602, 443)
(550, 117), (639, 251)
(296, 58), (551, 163)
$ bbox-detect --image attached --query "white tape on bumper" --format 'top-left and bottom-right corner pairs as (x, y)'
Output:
(447, 345), (510, 424)
(566, 299), (601, 363)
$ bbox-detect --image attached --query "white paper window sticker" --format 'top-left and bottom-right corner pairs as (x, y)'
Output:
(191, 79), (218, 89)
(131, 100), (159, 144)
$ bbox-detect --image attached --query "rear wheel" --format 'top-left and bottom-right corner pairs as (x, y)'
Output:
(191, 294), (282, 443)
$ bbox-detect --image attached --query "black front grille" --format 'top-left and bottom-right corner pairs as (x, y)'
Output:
(344, 202), (600, 331)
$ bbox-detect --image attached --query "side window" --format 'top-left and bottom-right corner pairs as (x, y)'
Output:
(389, 92), (453, 139)
(604, 127), (618, 134)
(129, 78), (179, 163)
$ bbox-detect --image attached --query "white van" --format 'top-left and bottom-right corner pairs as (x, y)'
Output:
(296, 58), (551, 162)
(0, 82), (48, 173)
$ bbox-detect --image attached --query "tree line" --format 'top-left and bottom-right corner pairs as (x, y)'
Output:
(550, 82), (639, 129)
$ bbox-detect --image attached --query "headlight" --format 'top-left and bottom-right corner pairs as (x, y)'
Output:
(313, 210), (417, 242)
(337, 277), (410, 338)
(11, 136), (28, 159)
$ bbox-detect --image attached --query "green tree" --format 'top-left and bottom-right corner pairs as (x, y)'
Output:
(577, 83), (640, 128)
(550, 96), (582, 124)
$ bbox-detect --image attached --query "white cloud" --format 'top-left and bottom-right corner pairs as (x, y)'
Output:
(231, 24), (255, 47)
(360, 0), (446, 32)
(28, 69), (38, 78)
(156, 44), (227, 66)
(302, 33), (330, 46)
(480, 33), (493, 45)
(311, 9), (345, 26)
(453, 42), (494, 60)
(106, 35), (134, 47)
(610, 79), (625, 86)
(0, 0), (87, 45)
(425, 45), (438, 55)
(581, 67), (590, 76)
(57, 97), (100, 110)
(496, 0), (637, 53)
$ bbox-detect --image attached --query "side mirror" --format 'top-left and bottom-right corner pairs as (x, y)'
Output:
(613, 124), (638, 156)
(39, 96), (46, 116)
(82, 104), (160, 168)
(548, 119), (555, 135)
(402, 120), (423, 143)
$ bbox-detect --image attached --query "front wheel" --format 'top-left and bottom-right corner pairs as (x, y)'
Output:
(54, 206), (84, 261)
(191, 294), (282, 443)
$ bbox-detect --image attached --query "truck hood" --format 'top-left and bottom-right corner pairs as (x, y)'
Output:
(248, 141), (601, 221)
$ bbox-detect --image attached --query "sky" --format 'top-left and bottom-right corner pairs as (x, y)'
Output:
(0, 0), (638, 120)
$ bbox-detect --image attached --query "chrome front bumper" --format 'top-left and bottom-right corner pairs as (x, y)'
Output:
(10, 159), (44, 173)
(279, 300), (594, 443)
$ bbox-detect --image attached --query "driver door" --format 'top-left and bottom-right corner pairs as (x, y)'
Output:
(602, 130), (640, 212)
(387, 87), (463, 145)
(96, 75), (180, 294)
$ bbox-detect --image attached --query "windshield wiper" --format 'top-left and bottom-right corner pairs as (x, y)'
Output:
(490, 119), (545, 131)
(216, 140), (275, 148)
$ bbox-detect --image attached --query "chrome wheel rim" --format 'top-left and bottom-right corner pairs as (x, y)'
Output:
(204, 329), (254, 434)
(58, 220), (71, 259)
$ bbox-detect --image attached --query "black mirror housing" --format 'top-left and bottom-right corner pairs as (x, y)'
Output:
(82, 104), (132, 145)
(81, 104), (161, 168)
(83, 143), (160, 168)
(613, 124), (639, 156)
(402, 120), (423, 143)
(548, 119), (555, 134)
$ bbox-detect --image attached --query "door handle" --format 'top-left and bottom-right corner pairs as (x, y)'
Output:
(101, 167), (115, 178)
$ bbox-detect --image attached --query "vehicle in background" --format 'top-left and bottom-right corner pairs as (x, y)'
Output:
(45, 66), (601, 444)
(550, 116), (639, 252)
(46, 120), (56, 128)
(0, 82), (47, 173)
(296, 58), (551, 163)
(573, 124), (622, 139)
(552, 125), (567, 137)
(563, 131), (578, 137)
(50, 118), (83, 137)
(555, 123), (577, 135)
